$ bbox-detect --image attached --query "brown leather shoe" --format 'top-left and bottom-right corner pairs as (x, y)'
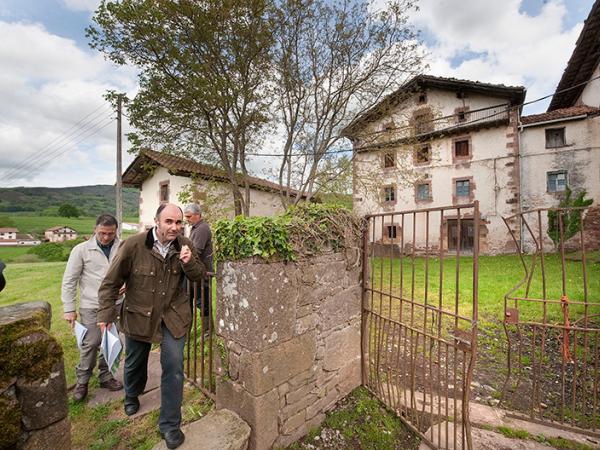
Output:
(100, 377), (123, 391)
(73, 383), (88, 401)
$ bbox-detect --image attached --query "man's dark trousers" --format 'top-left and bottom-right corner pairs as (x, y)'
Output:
(124, 322), (185, 433)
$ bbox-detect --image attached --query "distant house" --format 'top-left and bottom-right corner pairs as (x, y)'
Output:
(123, 149), (306, 229)
(45, 226), (78, 243)
(0, 228), (41, 246)
(0, 228), (18, 241)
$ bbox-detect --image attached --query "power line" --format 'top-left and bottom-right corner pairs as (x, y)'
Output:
(1, 108), (115, 183)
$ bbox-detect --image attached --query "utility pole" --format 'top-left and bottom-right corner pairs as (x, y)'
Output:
(116, 95), (123, 239)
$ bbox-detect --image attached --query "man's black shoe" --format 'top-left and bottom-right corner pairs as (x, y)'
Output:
(124, 396), (139, 416)
(162, 429), (185, 449)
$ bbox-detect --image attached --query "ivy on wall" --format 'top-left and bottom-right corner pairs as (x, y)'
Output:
(214, 203), (364, 261)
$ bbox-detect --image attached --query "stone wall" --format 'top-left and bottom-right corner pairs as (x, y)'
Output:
(0, 301), (70, 449)
(215, 250), (362, 449)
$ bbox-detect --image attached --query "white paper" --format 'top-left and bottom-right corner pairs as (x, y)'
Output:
(74, 321), (87, 350)
(101, 323), (122, 375)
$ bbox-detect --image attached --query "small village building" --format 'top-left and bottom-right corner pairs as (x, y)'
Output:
(123, 149), (303, 229)
(44, 226), (78, 243)
(0, 228), (18, 241)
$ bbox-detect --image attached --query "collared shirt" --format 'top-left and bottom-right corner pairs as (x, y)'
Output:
(96, 238), (115, 260)
(152, 227), (172, 258)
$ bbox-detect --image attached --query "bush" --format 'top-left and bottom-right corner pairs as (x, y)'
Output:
(13, 254), (42, 264)
(28, 243), (67, 262)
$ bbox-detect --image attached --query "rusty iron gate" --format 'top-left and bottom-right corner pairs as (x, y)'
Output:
(502, 207), (600, 436)
(362, 202), (480, 450)
(184, 275), (216, 400)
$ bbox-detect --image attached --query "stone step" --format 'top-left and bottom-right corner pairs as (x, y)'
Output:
(152, 409), (250, 450)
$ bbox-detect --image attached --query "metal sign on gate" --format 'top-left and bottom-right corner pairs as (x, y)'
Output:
(502, 207), (600, 436)
(362, 202), (480, 450)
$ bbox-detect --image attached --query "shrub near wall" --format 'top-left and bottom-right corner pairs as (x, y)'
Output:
(214, 204), (365, 449)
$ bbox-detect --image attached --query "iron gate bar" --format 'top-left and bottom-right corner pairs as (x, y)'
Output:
(185, 275), (216, 400)
(501, 207), (599, 434)
(362, 202), (479, 450)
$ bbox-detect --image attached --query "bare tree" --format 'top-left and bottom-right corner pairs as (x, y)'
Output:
(271, 0), (424, 206)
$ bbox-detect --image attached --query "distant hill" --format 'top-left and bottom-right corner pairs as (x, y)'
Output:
(0, 185), (139, 217)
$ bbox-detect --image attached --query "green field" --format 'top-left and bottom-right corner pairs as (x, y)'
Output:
(0, 214), (139, 236)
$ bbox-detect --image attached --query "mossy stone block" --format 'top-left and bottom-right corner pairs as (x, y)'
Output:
(0, 384), (21, 449)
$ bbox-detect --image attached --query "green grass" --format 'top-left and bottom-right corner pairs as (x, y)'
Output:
(0, 214), (139, 236)
(0, 246), (32, 262)
(368, 252), (600, 328)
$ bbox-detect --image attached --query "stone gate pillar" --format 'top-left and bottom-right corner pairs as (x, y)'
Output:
(215, 248), (362, 449)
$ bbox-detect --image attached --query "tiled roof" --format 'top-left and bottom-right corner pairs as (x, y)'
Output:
(343, 74), (525, 136)
(122, 149), (305, 198)
(548, 0), (600, 110)
(0, 228), (18, 233)
(521, 105), (600, 125)
(46, 226), (77, 232)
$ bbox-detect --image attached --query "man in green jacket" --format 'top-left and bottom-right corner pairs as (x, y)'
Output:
(97, 204), (205, 449)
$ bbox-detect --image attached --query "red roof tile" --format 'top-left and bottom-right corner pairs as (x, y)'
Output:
(521, 105), (600, 125)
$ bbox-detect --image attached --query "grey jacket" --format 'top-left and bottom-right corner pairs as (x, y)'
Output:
(61, 236), (120, 312)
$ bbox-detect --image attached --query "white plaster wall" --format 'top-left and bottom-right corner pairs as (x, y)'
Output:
(138, 166), (286, 228)
(354, 124), (518, 253)
(577, 61), (600, 107)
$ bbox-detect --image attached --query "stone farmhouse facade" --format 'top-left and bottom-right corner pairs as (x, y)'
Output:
(0, 228), (18, 241)
(344, 3), (600, 255)
(44, 226), (78, 243)
(123, 149), (304, 229)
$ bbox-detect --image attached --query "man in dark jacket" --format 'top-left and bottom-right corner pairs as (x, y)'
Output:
(97, 203), (205, 449)
(183, 203), (213, 334)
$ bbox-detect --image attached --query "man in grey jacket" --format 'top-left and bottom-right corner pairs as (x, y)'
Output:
(61, 214), (123, 401)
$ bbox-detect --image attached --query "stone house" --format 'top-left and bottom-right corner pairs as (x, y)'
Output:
(123, 149), (304, 229)
(44, 226), (78, 243)
(344, 75), (526, 254)
(343, 2), (600, 255)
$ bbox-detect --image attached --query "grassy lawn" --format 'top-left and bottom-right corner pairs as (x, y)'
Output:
(0, 246), (32, 262)
(368, 251), (600, 329)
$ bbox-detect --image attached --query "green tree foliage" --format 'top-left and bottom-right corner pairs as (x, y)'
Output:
(28, 243), (67, 262)
(58, 203), (81, 218)
(547, 188), (594, 245)
(0, 216), (16, 228)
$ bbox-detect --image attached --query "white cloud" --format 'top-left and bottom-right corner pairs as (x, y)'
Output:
(62, 0), (100, 12)
(370, 0), (585, 114)
(0, 20), (138, 187)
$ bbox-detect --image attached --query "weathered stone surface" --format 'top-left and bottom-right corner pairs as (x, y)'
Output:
(282, 409), (305, 434)
(323, 321), (361, 371)
(295, 313), (317, 335)
(305, 385), (338, 421)
(216, 379), (279, 450)
(217, 261), (298, 352)
(153, 409), (250, 450)
(318, 286), (361, 331)
(286, 383), (315, 406)
(238, 332), (316, 396)
(17, 360), (68, 430)
(21, 416), (71, 450)
(336, 360), (362, 399)
(0, 301), (51, 330)
(298, 259), (347, 306)
(281, 393), (317, 420)
(0, 384), (20, 449)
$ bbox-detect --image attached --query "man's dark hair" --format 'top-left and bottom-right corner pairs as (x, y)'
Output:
(155, 204), (183, 220)
(96, 214), (118, 227)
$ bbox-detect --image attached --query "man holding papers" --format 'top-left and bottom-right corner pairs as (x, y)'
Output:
(97, 203), (205, 450)
(61, 214), (124, 401)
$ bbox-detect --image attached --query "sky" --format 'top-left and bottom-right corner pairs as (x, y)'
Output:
(0, 0), (595, 188)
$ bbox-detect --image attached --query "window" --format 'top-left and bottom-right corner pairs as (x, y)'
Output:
(383, 186), (396, 203)
(387, 225), (398, 239)
(456, 179), (470, 197)
(159, 181), (169, 203)
(418, 92), (427, 104)
(416, 182), (430, 201)
(547, 171), (567, 192)
(415, 144), (431, 164)
(383, 152), (395, 168)
(455, 107), (469, 124)
(454, 139), (470, 158)
(545, 128), (566, 148)
(413, 109), (434, 135)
